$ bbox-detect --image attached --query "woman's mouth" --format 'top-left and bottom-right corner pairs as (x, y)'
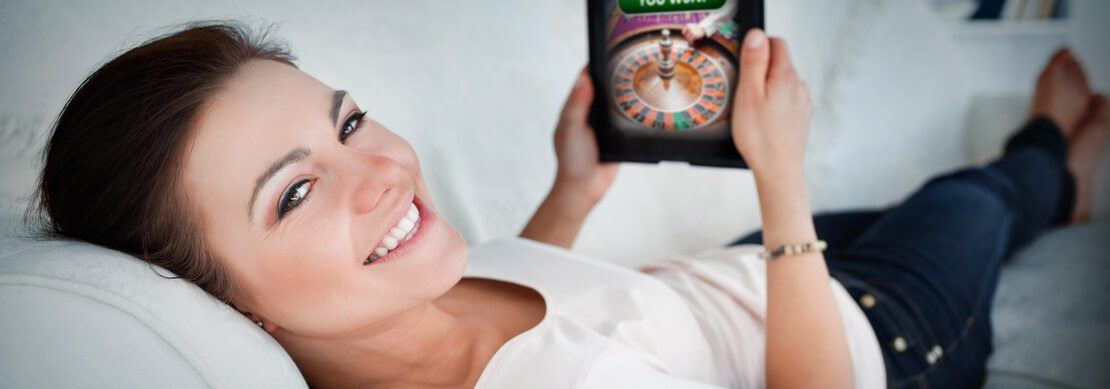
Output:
(363, 198), (427, 265)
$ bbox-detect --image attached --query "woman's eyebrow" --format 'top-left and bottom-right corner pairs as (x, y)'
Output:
(246, 90), (346, 224)
(330, 89), (348, 125)
(248, 146), (311, 223)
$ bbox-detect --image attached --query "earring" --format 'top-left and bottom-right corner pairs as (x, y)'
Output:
(255, 319), (264, 328)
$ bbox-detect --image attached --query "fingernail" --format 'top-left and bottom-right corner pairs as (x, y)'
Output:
(746, 29), (765, 50)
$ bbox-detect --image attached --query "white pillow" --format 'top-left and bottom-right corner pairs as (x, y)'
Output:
(806, 0), (974, 211)
(0, 237), (306, 388)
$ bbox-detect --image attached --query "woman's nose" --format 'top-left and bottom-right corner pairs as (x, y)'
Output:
(350, 154), (404, 215)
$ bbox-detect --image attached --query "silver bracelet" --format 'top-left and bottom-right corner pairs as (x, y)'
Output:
(759, 240), (827, 260)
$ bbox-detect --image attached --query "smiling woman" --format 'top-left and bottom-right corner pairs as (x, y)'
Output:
(32, 21), (486, 386)
(27, 20), (851, 388)
(28, 17), (1100, 389)
(28, 20), (870, 388)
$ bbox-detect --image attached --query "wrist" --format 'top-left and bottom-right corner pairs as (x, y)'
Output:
(521, 179), (595, 249)
(752, 162), (806, 187)
(554, 172), (607, 205)
(547, 179), (598, 219)
(750, 168), (815, 241)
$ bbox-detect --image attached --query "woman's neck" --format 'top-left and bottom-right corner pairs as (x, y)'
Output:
(276, 300), (500, 388)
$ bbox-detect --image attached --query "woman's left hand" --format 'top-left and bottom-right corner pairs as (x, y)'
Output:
(520, 70), (619, 249)
(552, 70), (619, 205)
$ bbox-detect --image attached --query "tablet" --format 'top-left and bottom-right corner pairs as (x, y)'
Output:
(587, 0), (763, 168)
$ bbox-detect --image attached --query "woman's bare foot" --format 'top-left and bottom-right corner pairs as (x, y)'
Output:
(1068, 95), (1109, 223)
(1030, 48), (1093, 137)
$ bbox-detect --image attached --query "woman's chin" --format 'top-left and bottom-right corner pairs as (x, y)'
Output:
(397, 216), (469, 299)
(428, 221), (470, 293)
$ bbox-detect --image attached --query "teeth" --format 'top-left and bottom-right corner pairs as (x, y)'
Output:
(382, 236), (398, 250)
(365, 201), (422, 264)
(398, 217), (415, 232)
(390, 227), (407, 239)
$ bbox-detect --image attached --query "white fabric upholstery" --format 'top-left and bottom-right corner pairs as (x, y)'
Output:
(0, 238), (306, 388)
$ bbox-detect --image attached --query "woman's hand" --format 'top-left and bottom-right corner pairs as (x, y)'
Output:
(731, 29), (814, 177)
(732, 30), (853, 388)
(553, 70), (619, 206)
(521, 70), (619, 249)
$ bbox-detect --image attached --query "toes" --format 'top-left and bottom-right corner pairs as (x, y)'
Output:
(1090, 94), (1106, 110)
(1051, 47), (1073, 65)
(1047, 48), (1070, 72)
(1090, 94), (1108, 124)
(1061, 50), (1092, 87)
(1073, 94), (1109, 135)
(1041, 48), (1074, 80)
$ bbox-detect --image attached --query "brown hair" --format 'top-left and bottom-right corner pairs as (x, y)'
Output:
(31, 21), (296, 304)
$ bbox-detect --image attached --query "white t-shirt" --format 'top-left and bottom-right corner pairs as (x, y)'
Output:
(467, 237), (885, 388)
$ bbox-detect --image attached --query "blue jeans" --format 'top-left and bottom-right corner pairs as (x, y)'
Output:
(729, 118), (1075, 388)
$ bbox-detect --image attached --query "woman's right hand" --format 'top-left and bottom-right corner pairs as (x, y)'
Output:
(730, 29), (814, 177)
(730, 30), (854, 388)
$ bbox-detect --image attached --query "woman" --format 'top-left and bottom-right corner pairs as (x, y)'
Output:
(33, 22), (1106, 388)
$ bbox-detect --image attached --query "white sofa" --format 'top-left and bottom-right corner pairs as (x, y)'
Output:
(1, 0), (1107, 387)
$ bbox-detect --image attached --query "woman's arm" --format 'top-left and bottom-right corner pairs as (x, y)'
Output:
(520, 71), (619, 249)
(520, 179), (599, 249)
(731, 30), (853, 388)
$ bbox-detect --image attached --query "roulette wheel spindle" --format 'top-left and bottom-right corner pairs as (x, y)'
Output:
(658, 29), (675, 79)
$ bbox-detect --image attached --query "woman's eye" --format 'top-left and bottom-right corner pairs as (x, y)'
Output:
(277, 178), (313, 219)
(339, 110), (367, 143)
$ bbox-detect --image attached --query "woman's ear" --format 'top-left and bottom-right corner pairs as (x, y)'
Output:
(241, 310), (262, 325)
(240, 310), (278, 333)
(234, 304), (267, 330)
(231, 298), (276, 333)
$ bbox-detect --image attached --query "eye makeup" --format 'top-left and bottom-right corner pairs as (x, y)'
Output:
(276, 178), (314, 219)
(270, 109), (367, 222)
(339, 110), (367, 143)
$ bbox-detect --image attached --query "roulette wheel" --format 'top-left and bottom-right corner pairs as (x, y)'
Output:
(608, 28), (737, 132)
(586, 0), (760, 168)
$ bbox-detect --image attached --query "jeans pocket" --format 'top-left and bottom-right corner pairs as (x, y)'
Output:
(844, 281), (936, 388)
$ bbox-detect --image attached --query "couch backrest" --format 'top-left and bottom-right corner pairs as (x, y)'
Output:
(0, 237), (306, 388)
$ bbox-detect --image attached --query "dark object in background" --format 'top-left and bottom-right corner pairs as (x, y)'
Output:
(972, 0), (1068, 20)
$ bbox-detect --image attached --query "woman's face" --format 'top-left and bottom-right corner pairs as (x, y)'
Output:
(180, 59), (468, 338)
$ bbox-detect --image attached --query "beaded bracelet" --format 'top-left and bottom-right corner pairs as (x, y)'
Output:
(759, 240), (828, 260)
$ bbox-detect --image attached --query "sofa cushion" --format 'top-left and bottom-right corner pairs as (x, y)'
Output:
(0, 237), (306, 388)
(985, 220), (1110, 388)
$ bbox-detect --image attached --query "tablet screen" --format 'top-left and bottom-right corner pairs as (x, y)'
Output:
(599, 0), (741, 140)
